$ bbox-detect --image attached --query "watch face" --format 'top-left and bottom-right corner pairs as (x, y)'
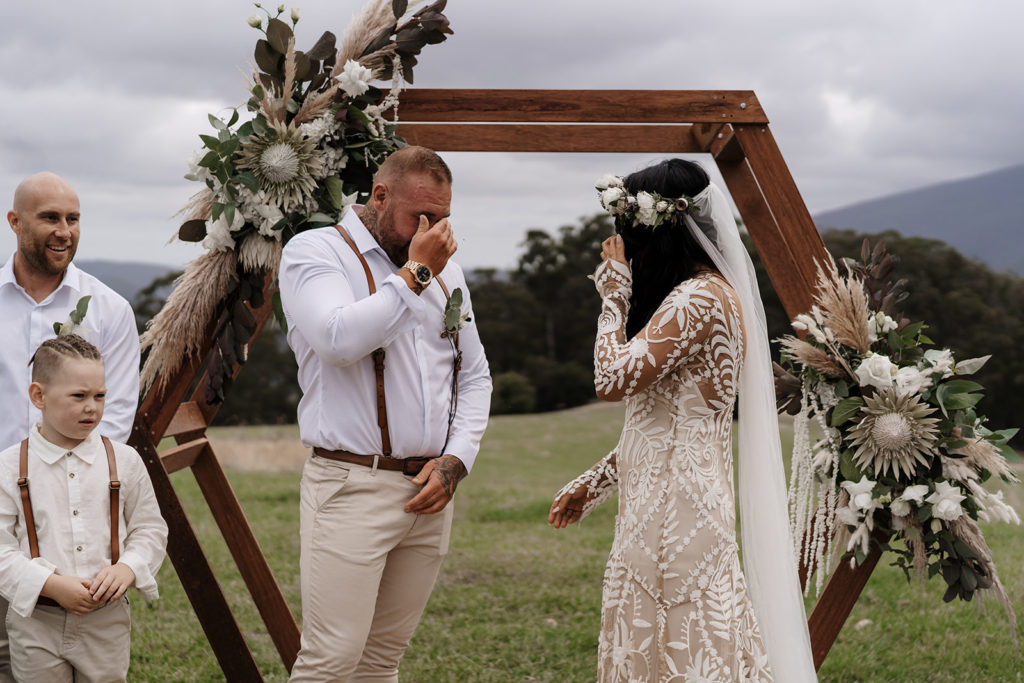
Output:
(414, 265), (432, 283)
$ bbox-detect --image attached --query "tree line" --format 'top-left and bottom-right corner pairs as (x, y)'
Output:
(134, 218), (1024, 440)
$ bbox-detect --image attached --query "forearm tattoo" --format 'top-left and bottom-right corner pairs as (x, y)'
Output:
(434, 454), (467, 498)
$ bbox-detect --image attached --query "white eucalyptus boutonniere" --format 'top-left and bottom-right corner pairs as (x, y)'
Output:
(442, 288), (470, 339)
(53, 295), (92, 337)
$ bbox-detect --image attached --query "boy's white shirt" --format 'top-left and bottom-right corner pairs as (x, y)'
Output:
(0, 425), (168, 617)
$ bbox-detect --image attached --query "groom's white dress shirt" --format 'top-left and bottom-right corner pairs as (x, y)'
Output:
(279, 207), (491, 472)
(0, 257), (141, 450)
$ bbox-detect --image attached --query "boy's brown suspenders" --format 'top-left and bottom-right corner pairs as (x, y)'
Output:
(17, 435), (121, 564)
(334, 225), (458, 456)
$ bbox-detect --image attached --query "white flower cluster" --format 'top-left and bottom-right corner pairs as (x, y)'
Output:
(838, 476), (975, 562)
(337, 59), (373, 98)
(852, 347), (959, 397)
(595, 174), (694, 228)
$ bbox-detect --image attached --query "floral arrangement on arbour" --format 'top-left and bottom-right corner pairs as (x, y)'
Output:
(775, 240), (1020, 631)
(139, 0), (452, 398)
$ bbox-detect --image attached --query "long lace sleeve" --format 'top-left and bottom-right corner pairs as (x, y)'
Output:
(592, 261), (721, 402)
(553, 449), (619, 521)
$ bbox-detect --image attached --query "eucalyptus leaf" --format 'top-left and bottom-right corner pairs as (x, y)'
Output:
(998, 442), (1021, 463)
(227, 109), (239, 127)
(71, 296), (91, 325)
(444, 288), (464, 331)
(306, 31), (337, 60)
(236, 172), (260, 193)
(955, 355), (991, 375)
(272, 290), (288, 333)
(324, 176), (346, 210)
(254, 39), (282, 76)
(266, 18), (294, 55)
(830, 396), (864, 427)
(178, 219), (208, 242)
(199, 134), (221, 151)
(838, 451), (862, 482)
(207, 114), (227, 131)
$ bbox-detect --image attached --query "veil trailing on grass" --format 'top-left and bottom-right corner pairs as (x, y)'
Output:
(682, 183), (818, 682)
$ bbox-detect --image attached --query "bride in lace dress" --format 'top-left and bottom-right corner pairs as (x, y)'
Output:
(548, 160), (816, 682)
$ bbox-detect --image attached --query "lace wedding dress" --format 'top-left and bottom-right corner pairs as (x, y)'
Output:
(559, 260), (773, 682)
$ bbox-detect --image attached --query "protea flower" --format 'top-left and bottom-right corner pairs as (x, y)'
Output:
(236, 121), (324, 213)
(847, 388), (940, 479)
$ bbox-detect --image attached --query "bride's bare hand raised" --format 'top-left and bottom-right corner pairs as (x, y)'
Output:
(600, 235), (626, 265)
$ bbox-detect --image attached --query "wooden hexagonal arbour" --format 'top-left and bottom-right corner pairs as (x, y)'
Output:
(128, 89), (874, 679)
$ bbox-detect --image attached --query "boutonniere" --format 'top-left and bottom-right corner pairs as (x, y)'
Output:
(53, 295), (92, 336)
(442, 288), (470, 339)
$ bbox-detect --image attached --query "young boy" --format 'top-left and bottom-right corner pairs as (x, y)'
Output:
(0, 334), (167, 682)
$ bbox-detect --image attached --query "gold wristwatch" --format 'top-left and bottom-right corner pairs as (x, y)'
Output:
(403, 260), (433, 292)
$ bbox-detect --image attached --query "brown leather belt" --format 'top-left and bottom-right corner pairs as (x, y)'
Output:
(313, 448), (437, 476)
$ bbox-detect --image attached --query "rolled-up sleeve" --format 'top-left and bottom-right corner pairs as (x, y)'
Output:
(280, 233), (430, 366)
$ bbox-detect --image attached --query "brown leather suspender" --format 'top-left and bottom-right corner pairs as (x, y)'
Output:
(18, 436), (120, 564)
(334, 225), (459, 456)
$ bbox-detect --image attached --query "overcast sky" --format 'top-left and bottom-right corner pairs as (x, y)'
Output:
(1, 0), (1020, 270)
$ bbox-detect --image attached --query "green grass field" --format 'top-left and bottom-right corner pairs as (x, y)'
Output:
(130, 402), (1023, 681)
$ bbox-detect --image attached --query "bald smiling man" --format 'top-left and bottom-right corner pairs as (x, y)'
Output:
(0, 172), (141, 680)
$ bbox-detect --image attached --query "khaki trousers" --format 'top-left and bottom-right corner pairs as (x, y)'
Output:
(5, 598), (130, 682)
(0, 596), (12, 683)
(289, 454), (453, 683)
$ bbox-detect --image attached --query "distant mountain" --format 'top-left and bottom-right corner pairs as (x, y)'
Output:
(75, 260), (178, 304)
(814, 164), (1024, 274)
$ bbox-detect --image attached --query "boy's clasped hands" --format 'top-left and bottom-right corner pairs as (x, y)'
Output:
(41, 563), (136, 616)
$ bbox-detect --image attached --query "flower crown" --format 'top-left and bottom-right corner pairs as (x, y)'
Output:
(595, 174), (696, 229)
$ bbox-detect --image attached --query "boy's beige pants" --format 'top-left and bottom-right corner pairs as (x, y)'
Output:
(6, 598), (130, 682)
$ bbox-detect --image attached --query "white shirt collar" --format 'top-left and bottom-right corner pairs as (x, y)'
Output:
(28, 423), (100, 465)
(341, 206), (392, 263)
(0, 253), (82, 299)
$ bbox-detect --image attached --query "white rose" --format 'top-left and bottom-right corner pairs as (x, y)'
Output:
(635, 191), (656, 225)
(930, 518), (943, 533)
(254, 204), (285, 237)
(875, 312), (898, 334)
(247, 14), (262, 28)
(290, 7), (301, 22)
(854, 353), (895, 390)
(600, 187), (625, 212)
(337, 59), (373, 98)
(594, 174), (621, 190)
(890, 498), (911, 517)
(926, 481), (966, 521)
(893, 366), (927, 396)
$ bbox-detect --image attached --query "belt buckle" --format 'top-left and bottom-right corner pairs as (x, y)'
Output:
(402, 457), (431, 476)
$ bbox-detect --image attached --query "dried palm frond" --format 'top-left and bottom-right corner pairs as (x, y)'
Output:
(140, 250), (238, 393)
(779, 337), (847, 379)
(814, 260), (873, 354)
(949, 516), (1018, 642)
(293, 82), (341, 124)
(175, 188), (214, 222)
(278, 36), (298, 121)
(900, 514), (928, 583)
(954, 438), (1020, 482)
(336, 0), (403, 70)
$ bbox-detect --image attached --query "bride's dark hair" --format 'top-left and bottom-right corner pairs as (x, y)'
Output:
(617, 159), (717, 338)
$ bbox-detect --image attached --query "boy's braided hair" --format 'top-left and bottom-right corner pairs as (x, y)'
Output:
(29, 334), (103, 384)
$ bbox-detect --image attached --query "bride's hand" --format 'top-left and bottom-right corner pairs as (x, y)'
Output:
(548, 485), (589, 529)
(600, 235), (626, 265)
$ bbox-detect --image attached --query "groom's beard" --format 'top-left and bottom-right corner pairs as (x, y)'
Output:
(362, 203), (408, 266)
